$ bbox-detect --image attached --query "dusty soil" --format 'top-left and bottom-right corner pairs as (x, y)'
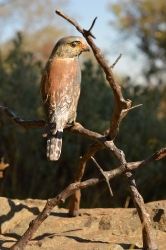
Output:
(0, 197), (166, 249)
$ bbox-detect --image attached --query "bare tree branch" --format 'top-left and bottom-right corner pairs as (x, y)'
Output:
(68, 142), (102, 216)
(10, 147), (166, 250)
(56, 9), (131, 141)
(0, 8), (162, 250)
(0, 106), (45, 129)
(0, 106), (135, 156)
(3, 99), (164, 248)
(54, 9), (159, 249)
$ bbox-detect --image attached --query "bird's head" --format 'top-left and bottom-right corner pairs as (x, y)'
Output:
(50, 36), (90, 59)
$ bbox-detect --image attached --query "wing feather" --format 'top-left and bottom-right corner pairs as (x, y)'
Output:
(40, 57), (81, 132)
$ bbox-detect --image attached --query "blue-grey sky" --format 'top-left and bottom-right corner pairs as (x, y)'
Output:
(0, 0), (142, 80)
(65, 0), (114, 50)
(1, 0), (114, 48)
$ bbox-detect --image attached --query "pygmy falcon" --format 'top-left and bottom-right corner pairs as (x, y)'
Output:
(40, 36), (90, 161)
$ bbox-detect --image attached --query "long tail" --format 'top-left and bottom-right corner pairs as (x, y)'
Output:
(47, 129), (63, 161)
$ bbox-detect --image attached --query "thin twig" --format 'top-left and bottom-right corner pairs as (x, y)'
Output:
(85, 17), (98, 38)
(91, 157), (113, 196)
(122, 104), (143, 112)
(110, 53), (122, 69)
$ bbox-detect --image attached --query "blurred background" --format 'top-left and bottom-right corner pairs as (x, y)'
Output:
(0, 0), (166, 208)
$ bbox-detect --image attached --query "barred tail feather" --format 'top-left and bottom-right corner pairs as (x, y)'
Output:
(47, 129), (63, 161)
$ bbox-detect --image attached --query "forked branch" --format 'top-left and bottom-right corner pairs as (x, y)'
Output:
(0, 8), (162, 250)
(55, 9), (159, 250)
(56, 9), (133, 140)
(10, 147), (166, 250)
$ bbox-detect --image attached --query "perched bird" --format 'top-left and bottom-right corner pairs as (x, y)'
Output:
(40, 36), (90, 161)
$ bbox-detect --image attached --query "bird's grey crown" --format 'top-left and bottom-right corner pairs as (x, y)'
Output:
(57, 36), (84, 46)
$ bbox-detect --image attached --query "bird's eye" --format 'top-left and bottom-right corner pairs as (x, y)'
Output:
(71, 42), (77, 47)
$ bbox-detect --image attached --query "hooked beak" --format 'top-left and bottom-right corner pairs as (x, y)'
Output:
(81, 43), (90, 52)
